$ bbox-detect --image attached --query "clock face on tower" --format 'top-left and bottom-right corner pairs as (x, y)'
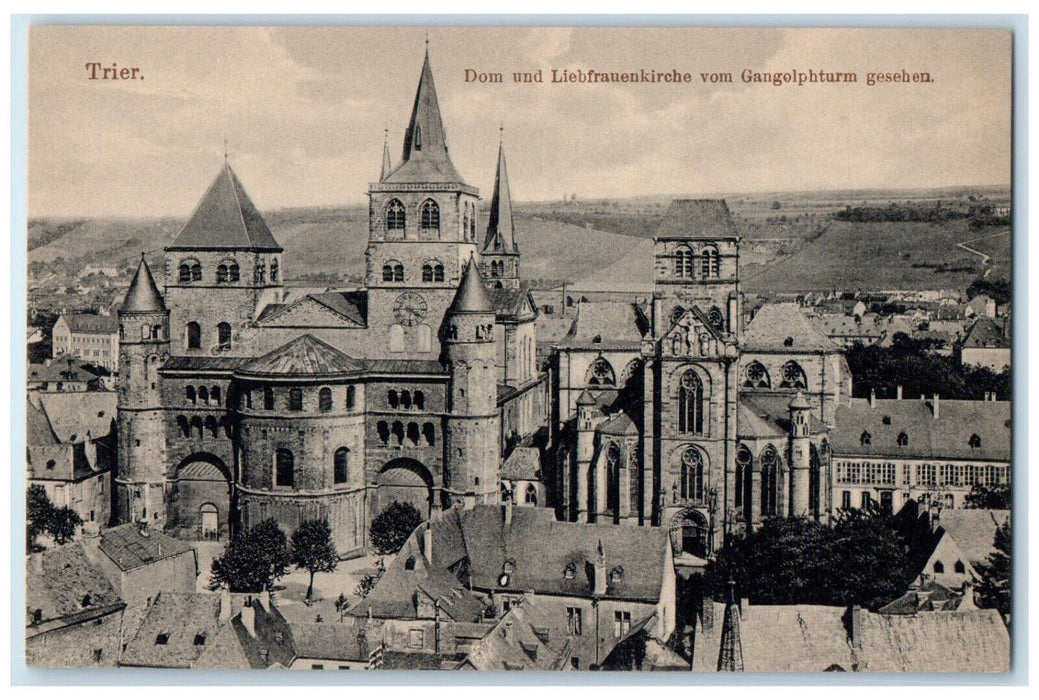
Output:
(393, 292), (428, 326)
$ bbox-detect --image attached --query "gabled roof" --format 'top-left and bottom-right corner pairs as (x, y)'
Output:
(167, 163), (282, 251)
(557, 300), (647, 349)
(937, 509), (1010, 565)
(36, 391), (117, 444)
(461, 597), (572, 671)
(291, 619), (384, 662)
(122, 257), (166, 313)
(26, 401), (60, 446)
(501, 447), (541, 481)
(737, 395), (825, 440)
(744, 303), (840, 352)
(236, 334), (364, 378)
(856, 609), (1009, 672)
(97, 523), (196, 572)
(255, 291), (367, 328)
(962, 317), (1009, 349)
(654, 199), (738, 239)
(382, 51), (467, 185)
(447, 259), (494, 315)
(28, 359), (102, 385)
(481, 141), (518, 254)
(487, 287), (537, 322)
(26, 543), (124, 633)
(120, 592), (225, 668)
(596, 412), (638, 437)
(61, 313), (119, 334)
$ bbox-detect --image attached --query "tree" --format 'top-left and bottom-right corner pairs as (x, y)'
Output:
(335, 593), (350, 622)
(369, 501), (424, 555)
(291, 519), (339, 603)
(26, 485), (83, 549)
(48, 506), (83, 545)
(975, 520), (1011, 619)
(209, 518), (291, 593)
(964, 484), (1011, 510)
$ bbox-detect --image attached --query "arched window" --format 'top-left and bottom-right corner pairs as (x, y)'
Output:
(152, 325), (163, 340)
(255, 260), (266, 284)
(708, 306), (725, 332)
(270, 258), (279, 282)
(198, 386), (209, 405)
(701, 246), (719, 278)
(377, 421), (389, 444)
(211, 386), (221, 406)
(275, 449), (294, 488)
(586, 358), (616, 387)
(954, 560), (966, 574)
(391, 421), (405, 445)
(228, 262), (240, 282)
(406, 422), (420, 446)
(401, 390), (412, 409)
(404, 556), (416, 571)
(334, 447), (349, 484)
(678, 370), (704, 434)
(186, 322), (201, 350)
(217, 323), (232, 350)
(383, 262), (400, 282)
(605, 442), (621, 516)
(860, 431), (872, 446)
(433, 264), (444, 282)
(347, 385), (356, 410)
(389, 325), (404, 353)
(469, 203), (477, 240)
(760, 446), (780, 516)
(897, 432), (909, 447)
(416, 324), (432, 353)
(421, 200), (440, 231)
(388, 390), (399, 409)
(217, 264), (229, 284)
(681, 447), (705, 501)
(675, 247), (694, 278)
(191, 262), (202, 281)
(179, 263), (192, 282)
(933, 560), (944, 574)
(969, 434), (981, 449)
(779, 361), (807, 389)
(422, 264), (434, 282)
(414, 390), (425, 410)
(743, 361), (771, 388)
(386, 199), (406, 231)
(463, 208), (470, 240)
(809, 444), (822, 519)
(735, 444), (753, 516)
(423, 422), (435, 446)
(525, 483), (538, 505)
(319, 387), (332, 412)
(263, 387), (274, 410)
(289, 387), (303, 411)
(186, 386), (196, 405)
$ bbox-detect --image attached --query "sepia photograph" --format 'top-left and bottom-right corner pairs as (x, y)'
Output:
(20, 24), (1014, 675)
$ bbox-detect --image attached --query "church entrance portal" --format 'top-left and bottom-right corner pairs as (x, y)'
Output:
(669, 508), (709, 560)
(376, 458), (434, 517)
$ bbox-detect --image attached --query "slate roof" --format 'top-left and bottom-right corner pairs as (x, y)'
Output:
(488, 287), (536, 321)
(28, 359), (102, 384)
(120, 592), (226, 668)
(167, 163), (282, 251)
(937, 509), (1010, 566)
(162, 356), (250, 373)
(290, 619), (384, 662)
(856, 609), (1009, 672)
(501, 447), (541, 481)
(878, 580), (965, 614)
(364, 359), (448, 376)
(36, 391), (117, 443)
(596, 412), (638, 437)
(236, 334), (365, 378)
(191, 598), (296, 670)
(461, 597), (572, 671)
(25, 543), (124, 633)
(448, 259), (494, 315)
(831, 397), (1010, 461)
(481, 141), (518, 254)
(122, 258), (166, 313)
(737, 395), (826, 440)
(744, 303), (839, 352)
(962, 317), (1010, 349)
(62, 313), (119, 334)
(557, 300), (647, 349)
(654, 199), (738, 239)
(27, 401), (61, 446)
(97, 523), (196, 572)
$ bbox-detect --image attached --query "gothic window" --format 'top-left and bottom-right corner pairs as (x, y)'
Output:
(675, 247), (694, 278)
(969, 433), (981, 449)
(933, 560), (944, 574)
(289, 387), (303, 412)
(186, 322), (201, 350)
(420, 200), (440, 232)
(897, 432), (909, 447)
(463, 208), (470, 240)
(347, 385), (356, 410)
(779, 361), (808, 389)
(701, 246), (719, 278)
(708, 306), (725, 332)
(860, 431), (872, 446)
(760, 446), (780, 516)
(423, 422), (435, 446)
(229, 263), (240, 282)
(386, 200), (406, 231)
(954, 560), (966, 574)
(217, 322), (232, 350)
(743, 361), (771, 388)
(334, 447), (349, 484)
(606, 442), (621, 516)
(275, 449), (294, 488)
(389, 325), (404, 353)
(735, 444), (753, 515)
(678, 370), (704, 434)
(680, 447), (705, 501)
(525, 483), (538, 505)
(809, 444), (821, 518)
(319, 387), (332, 412)
(586, 358), (616, 387)
(669, 306), (686, 330)
(263, 387), (274, 410)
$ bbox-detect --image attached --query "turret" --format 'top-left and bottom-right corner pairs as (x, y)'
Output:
(575, 389), (598, 522)
(480, 136), (521, 289)
(787, 391), (812, 517)
(441, 259), (500, 507)
(116, 256), (170, 525)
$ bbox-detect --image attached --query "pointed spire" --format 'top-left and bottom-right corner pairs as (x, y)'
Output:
(122, 256), (166, 313)
(447, 257), (493, 315)
(482, 136), (517, 254)
(717, 581), (744, 672)
(380, 128), (392, 181)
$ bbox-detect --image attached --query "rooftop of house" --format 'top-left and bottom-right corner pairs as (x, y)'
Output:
(745, 303), (840, 352)
(95, 522), (197, 572)
(460, 596), (572, 671)
(737, 395), (827, 440)
(28, 359), (102, 385)
(290, 618), (384, 663)
(25, 543), (125, 635)
(35, 391), (117, 444)
(487, 286), (538, 322)
(936, 509), (1010, 565)
(962, 317), (1010, 350)
(501, 447), (542, 481)
(59, 313), (120, 335)
(119, 592), (227, 668)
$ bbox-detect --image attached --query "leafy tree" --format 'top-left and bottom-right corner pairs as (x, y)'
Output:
(335, 593), (350, 622)
(964, 484), (1011, 510)
(975, 520), (1011, 619)
(209, 518), (291, 593)
(291, 519), (339, 603)
(48, 506), (83, 545)
(369, 501), (424, 555)
(26, 486), (83, 548)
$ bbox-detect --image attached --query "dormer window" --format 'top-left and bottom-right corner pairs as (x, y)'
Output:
(155, 633), (170, 645)
(563, 563), (576, 580)
(194, 633), (207, 646)
(860, 431), (872, 446)
(969, 434), (981, 449)
(897, 432), (909, 447)
(610, 566), (624, 583)
(404, 556), (416, 571)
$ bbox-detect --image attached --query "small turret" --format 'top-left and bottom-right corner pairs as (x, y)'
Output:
(787, 391), (813, 517)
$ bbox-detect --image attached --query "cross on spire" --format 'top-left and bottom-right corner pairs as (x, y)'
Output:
(223, 137), (229, 163)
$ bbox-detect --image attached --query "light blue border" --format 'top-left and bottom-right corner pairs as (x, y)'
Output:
(9, 13), (1028, 687)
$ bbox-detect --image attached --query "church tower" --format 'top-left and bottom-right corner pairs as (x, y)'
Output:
(479, 137), (521, 289)
(116, 256), (170, 525)
(787, 391), (813, 517)
(366, 48), (480, 359)
(441, 259), (501, 507)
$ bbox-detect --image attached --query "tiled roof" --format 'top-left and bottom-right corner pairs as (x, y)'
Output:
(167, 163), (282, 251)
(744, 303), (839, 352)
(363, 359), (448, 376)
(962, 317), (1009, 349)
(831, 397), (1010, 461)
(596, 412), (638, 436)
(122, 258), (166, 313)
(98, 523), (196, 572)
(28, 359), (102, 384)
(937, 509), (1010, 566)
(62, 313), (119, 334)
(557, 300), (647, 349)
(737, 395), (826, 440)
(878, 580), (964, 615)
(501, 447), (541, 481)
(237, 334), (364, 378)
(26, 401), (61, 446)
(856, 609), (1009, 672)
(488, 287), (536, 321)
(290, 619), (384, 662)
(36, 391), (117, 443)
(25, 543), (124, 632)
(162, 356), (249, 372)
(654, 199), (738, 239)
(447, 259), (494, 315)
(461, 597), (572, 671)
(120, 592), (225, 668)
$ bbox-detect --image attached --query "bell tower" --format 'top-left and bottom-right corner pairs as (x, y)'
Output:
(479, 136), (521, 289)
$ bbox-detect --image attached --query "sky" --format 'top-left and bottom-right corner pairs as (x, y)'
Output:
(28, 26), (1012, 218)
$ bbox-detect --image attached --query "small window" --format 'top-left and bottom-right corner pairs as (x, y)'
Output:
(194, 633), (207, 646)
(933, 560), (945, 574)
(186, 322), (201, 350)
(263, 387), (275, 410)
(347, 385), (356, 410)
(289, 388), (303, 412)
(92, 648), (103, 664)
(969, 434), (981, 449)
(319, 387), (333, 412)
(566, 607), (582, 636)
(564, 563), (576, 580)
(404, 556), (416, 571)
(334, 447), (349, 484)
(409, 629), (424, 649)
(81, 594), (93, 608)
(882, 415), (892, 425)
(275, 449), (294, 488)
(155, 633), (170, 645)
(897, 432), (909, 447)
(217, 322), (232, 350)
(954, 561), (966, 574)
(860, 431), (871, 446)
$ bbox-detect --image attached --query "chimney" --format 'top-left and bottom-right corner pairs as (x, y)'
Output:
(960, 581), (977, 610)
(357, 627), (369, 659)
(932, 393), (940, 419)
(30, 551), (44, 574)
(849, 605), (864, 649)
(257, 590), (270, 612)
(503, 621), (514, 642)
(81, 521), (101, 562)
(869, 389), (876, 408)
(241, 602), (256, 637)
(138, 521), (150, 538)
(896, 385), (903, 400)
(593, 540), (608, 596)
(423, 525), (433, 562)
(219, 589), (232, 623)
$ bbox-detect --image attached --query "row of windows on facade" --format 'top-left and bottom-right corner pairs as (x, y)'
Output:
(241, 385), (358, 412)
(668, 305), (726, 333)
(177, 259), (279, 284)
(273, 446), (351, 488)
(742, 360), (809, 390)
(387, 389), (425, 410)
(375, 420), (437, 447)
(176, 413), (233, 440)
(673, 246), (721, 279)
(381, 261), (446, 283)
(840, 490), (919, 513)
(488, 260), (510, 278)
(500, 482), (539, 505)
(835, 460), (1008, 487)
(561, 607), (632, 639)
(733, 443), (823, 517)
(184, 322), (232, 350)
(858, 430), (984, 450)
(383, 199), (479, 241)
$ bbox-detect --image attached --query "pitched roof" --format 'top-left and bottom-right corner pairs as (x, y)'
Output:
(61, 313), (119, 334)
(236, 334), (364, 378)
(962, 317), (1010, 349)
(461, 597), (572, 671)
(309, 292), (367, 326)
(25, 543), (124, 633)
(744, 303), (839, 352)
(487, 287), (536, 321)
(28, 359), (102, 384)
(36, 391), (117, 443)
(855, 609), (1009, 672)
(167, 163), (282, 251)
(737, 395), (825, 440)
(447, 259), (494, 315)
(161, 355), (249, 373)
(122, 257), (166, 313)
(557, 300), (647, 349)
(596, 412), (638, 436)
(97, 523), (196, 572)
(290, 619), (384, 662)
(26, 401), (60, 446)
(481, 141), (518, 254)
(831, 397), (1010, 461)
(937, 509), (1010, 565)
(501, 447), (541, 481)
(382, 51), (467, 185)
(380, 134), (392, 181)
(654, 199), (738, 239)
(120, 592), (225, 668)
(364, 358), (448, 376)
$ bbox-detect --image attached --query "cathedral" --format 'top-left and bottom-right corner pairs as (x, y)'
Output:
(115, 49), (543, 554)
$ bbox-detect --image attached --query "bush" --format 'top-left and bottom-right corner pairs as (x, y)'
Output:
(369, 501), (424, 555)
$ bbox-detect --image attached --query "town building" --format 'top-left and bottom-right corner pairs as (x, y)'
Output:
(27, 358), (106, 393)
(959, 317), (1011, 371)
(52, 312), (120, 371)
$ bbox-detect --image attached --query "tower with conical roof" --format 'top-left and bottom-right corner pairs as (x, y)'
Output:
(163, 160), (283, 358)
(116, 256), (171, 525)
(480, 137), (521, 289)
(441, 259), (500, 507)
(366, 47), (481, 359)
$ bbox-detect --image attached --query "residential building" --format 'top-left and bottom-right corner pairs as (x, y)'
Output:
(52, 312), (120, 371)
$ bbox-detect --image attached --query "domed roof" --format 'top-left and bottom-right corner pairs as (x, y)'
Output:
(122, 257), (166, 313)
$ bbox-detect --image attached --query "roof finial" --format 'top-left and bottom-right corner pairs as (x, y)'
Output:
(223, 136), (229, 164)
(425, 30), (430, 53)
(140, 251), (145, 261)
(499, 123), (504, 142)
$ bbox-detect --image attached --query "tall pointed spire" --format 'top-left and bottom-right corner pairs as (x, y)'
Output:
(482, 135), (517, 254)
(122, 256), (166, 312)
(717, 581), (744, 672)
(380, 128), (392, 181)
